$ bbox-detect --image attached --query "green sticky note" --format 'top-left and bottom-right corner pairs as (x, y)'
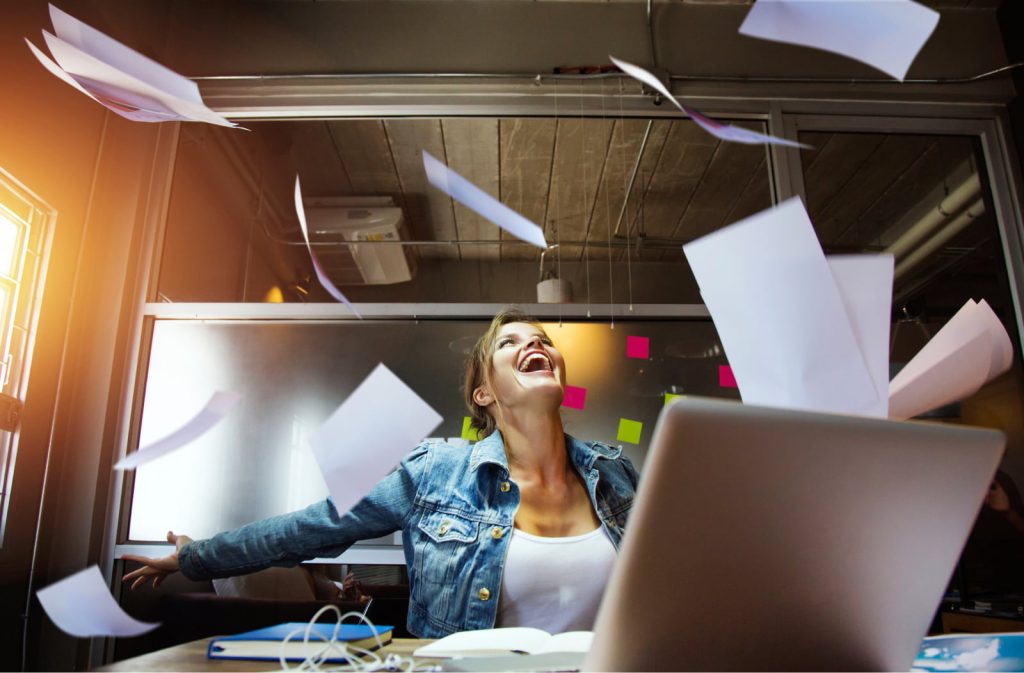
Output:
(617, 418), (643, 445)
(461, 416), (483, 441)
(664, 393), (684, 407)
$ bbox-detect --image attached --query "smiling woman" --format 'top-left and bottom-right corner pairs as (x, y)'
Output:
(121, 307), (640, 638)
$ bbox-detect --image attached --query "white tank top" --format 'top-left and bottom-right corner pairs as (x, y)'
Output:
(495, 526), (617, 633)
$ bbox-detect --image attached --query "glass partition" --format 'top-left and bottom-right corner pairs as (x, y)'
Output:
(155, 118), (772, 305)
(128, 318), (733, 543)
(800, 129), (1024, 604)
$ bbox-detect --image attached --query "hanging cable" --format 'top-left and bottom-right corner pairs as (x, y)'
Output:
(580, 79), (592, 318)
(554, 78), (563, 327)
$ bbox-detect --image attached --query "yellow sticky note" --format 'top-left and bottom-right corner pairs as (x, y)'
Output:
(461, 416), (483, 441)
(617, 418), (643, 445)
(664, 393), (684, 407)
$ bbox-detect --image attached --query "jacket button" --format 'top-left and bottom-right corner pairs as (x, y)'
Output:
(439, 522), (450, 536)
(491, 527), (504, 539)
(478, 587), (491, 601)
(500, 481), (511, 493)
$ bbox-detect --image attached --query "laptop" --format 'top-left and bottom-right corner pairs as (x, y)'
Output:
(583, 396), (1005, 671)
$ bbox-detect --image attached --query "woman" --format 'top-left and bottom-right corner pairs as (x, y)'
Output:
(123, 308), (639, 637)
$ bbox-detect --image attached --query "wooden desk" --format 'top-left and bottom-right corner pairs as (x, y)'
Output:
(93, 637), (437, 672)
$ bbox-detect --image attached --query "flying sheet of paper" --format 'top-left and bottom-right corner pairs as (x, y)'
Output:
(889, 299), (1014, 419)
(683, 197), (879, 416)
(294, 176), (362, 318)
(311, 363), (442, 518)
(827, 255), (894, 418)
(610, 56), (809, 149)
(739, 0), (940, 81)
(422, 151), (548, 249)
(26, 4), (236, 126)
(114, 391), (242, 471)
(37, 566), (159, 638)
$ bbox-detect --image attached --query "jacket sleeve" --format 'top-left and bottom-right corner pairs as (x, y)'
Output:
(179, 444), (429, 580)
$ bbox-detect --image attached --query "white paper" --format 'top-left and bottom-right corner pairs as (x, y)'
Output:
(889, 299), (1014, 419)
(37, 566), (159, 638)
(294, 176), (362, 318)
(413, 627), (593, 657)
(683, 197), (879, 416)
(311, 363), (442, 518)
(49, 3), (201, 104)
(827, 255), (894, 418)
(610, 56), (809, 149)
(114, 391), (242, 470)
(422, 150), (548, 249)
(26, 4), (237, 127)
(738, 0), (940, 81)
(977, 299), (1014, 381)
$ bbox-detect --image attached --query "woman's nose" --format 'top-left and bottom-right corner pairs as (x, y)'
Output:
(526, 335), (544, 348)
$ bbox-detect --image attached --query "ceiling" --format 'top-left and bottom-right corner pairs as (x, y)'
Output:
(165, 115), (1004, 314)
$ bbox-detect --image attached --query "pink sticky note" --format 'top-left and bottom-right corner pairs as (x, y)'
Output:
(626, 336), (650, 359)
(562, 385), (587, 410)
(719, 365), (738, 388)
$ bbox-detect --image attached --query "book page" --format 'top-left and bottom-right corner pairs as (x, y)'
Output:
(413, 627), (552, 657)
(535, 631), (593, 654)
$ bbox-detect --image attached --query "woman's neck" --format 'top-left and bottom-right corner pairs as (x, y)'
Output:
(498, 410), (569, 485)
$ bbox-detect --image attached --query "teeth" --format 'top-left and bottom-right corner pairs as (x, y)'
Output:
(519, 353), (551, 373)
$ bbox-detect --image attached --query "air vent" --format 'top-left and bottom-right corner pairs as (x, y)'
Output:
(302, 205), (415, 285)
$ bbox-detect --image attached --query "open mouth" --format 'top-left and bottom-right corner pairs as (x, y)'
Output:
(517, 351), (553, 374)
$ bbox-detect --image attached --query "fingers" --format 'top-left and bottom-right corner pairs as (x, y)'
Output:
(121, 554), (157, 566)
(131, 574), (151, 591)
(152, 574), (165, 590)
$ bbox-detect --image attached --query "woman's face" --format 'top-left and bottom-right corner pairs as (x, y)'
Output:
(476, 321), (566, 413)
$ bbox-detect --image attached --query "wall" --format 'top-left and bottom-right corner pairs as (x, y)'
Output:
(0, 2), (164, 670)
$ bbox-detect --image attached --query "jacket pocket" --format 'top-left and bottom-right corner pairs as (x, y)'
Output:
(418, 510), (479, 544)
(413, 510), (480, 586)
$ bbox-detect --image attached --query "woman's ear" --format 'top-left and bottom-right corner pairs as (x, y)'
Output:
(473, 385), (494, 408)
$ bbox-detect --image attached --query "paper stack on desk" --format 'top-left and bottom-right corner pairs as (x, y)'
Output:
(683, 198), (1012, 419)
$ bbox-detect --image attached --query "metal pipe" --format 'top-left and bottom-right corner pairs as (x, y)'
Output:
(884, 174), (981, 260)
(894, 199), (986, 281)
(274, 235), (684, 249)
(191, 62), (1024, 86)
(612, 120), (654, 238)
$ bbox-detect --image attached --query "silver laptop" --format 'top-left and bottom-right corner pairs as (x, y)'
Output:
(585, 396), (1005, 672)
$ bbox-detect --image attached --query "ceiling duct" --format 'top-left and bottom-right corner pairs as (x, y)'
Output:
(884, 173), (981, 260)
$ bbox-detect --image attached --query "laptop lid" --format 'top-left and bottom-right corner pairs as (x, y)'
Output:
(585, 397), (1005, 671)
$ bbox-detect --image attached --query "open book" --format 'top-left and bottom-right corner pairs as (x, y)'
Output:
(413, 627), (593, 658)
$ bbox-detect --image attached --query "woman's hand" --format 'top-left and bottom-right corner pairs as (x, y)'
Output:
(121, 530), (193, 590)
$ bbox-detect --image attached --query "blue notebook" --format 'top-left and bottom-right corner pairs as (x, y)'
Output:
(207, 622), (394, 662)
(913, 633), (1024, 672)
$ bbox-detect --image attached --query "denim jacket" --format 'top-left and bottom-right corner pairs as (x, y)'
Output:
(178, 430), (639, 637)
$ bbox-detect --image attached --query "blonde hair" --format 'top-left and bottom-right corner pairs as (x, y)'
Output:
(462, 308), (546, 438)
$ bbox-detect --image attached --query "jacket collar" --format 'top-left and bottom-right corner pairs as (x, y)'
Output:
(469, 430), (621, 474)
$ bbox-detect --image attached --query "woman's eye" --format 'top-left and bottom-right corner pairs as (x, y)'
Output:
(497, 338), (514, 348)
